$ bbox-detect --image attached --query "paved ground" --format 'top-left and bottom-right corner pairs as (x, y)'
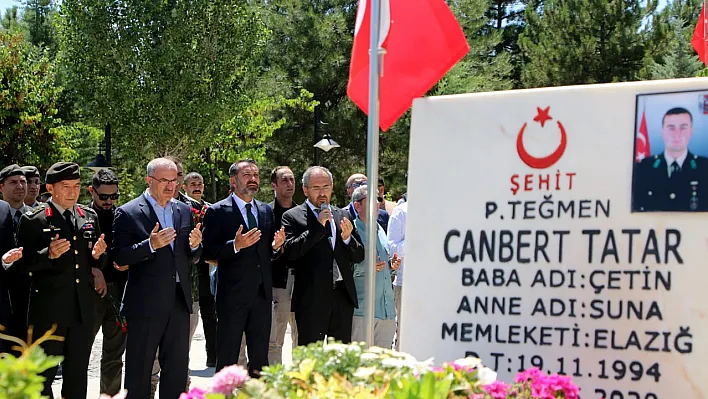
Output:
(51, 318), (295, 398)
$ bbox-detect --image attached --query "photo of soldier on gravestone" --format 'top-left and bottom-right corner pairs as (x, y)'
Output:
(631, 89), (708, 212)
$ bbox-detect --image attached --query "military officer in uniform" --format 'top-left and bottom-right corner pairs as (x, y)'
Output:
(15, 162), (108, 399)
(633, 107), (708, 212)
(21, 165), (42, 209)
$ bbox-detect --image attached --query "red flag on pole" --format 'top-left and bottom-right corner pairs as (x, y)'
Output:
(691, 2), (708, 65)
(347, 0), (470, 131)
(636, 107), (650, 162)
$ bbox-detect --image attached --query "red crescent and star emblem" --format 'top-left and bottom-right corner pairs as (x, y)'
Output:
(516, 106), (567, 169)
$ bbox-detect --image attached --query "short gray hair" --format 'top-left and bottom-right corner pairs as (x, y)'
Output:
(147, 158), (177, 176)
(351, 185), (368, 203)
(302, 166), (333, 188)
(185, 172), (203, 182)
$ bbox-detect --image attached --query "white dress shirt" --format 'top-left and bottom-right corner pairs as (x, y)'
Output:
(387, 201), (407, 287)
(664, 150), (688, 177)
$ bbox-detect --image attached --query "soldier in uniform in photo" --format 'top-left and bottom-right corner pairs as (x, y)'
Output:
(15, 162), (109, 398)
(634, 107), (708, 212)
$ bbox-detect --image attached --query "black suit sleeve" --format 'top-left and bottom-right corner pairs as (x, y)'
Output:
(202, 206), (239, 262)
(282, 210), (328, 261)
(113, 206), (155, 267)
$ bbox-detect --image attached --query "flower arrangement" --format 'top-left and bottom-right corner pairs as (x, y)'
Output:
(191, 204), (208, 225)
(170, 340), (595, 399)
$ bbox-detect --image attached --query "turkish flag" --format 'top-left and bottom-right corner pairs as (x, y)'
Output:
(692, 3), (707, 65)
(635, 109), (650, 162)
(347, 0), (470, 131)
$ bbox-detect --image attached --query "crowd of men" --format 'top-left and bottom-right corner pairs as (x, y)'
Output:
(0, 157), (410, 399)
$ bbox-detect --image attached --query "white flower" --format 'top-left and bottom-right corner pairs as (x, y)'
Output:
(381, 357), (410, 368)
(454, 357), (482, 369)
(477, 367), (497, 385)
(368, 346), (386, 354)
(353, 366), (378, 379)
(360, 352), (380, 361)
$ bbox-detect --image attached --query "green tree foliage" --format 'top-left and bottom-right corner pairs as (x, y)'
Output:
(519, 0), (653, 87)
(0, 31), (68, 169)
(647, 0), (703, 79)
(58, 0), (315, 199)
(257, 0), (511, 204)
(1, 6), (21, 33)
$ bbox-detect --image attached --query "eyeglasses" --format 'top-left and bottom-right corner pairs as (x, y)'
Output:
(149, 176), (179, 185)
(98, 193), (120, 201)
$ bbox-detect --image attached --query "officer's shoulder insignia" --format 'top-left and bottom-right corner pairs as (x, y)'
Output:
(27, 203), (47, 216)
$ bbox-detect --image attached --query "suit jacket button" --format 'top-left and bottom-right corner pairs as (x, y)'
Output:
(669, 193), (676, 199)
(28, 272), (32, 277)
(34, 289), (38, 293)
(76, 279), (80, 283)
(73, 236), (77, 241)
(74, 250), (79, 255)
(75, 264), (79, 269)
(257, 264), (260, 268)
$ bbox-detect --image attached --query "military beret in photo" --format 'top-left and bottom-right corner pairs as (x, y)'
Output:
(0, 164), (25, 183)
(21, 165), (40, 179)
(46, 162), (80, 184)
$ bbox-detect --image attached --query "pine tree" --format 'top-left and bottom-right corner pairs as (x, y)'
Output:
(519, 0), (651, 87)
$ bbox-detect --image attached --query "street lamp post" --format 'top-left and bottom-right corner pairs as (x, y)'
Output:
(87, 123), (112, 171)
(313, 106), (340, 165)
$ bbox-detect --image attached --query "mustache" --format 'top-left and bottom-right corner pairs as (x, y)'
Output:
(192, 190), (202, 194)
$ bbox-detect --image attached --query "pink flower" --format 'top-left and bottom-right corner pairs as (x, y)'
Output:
(210, 365), (250, 396)
(482, 380), (510, 399)
(179, 387), (206, 399)
(514, 367), (544, 383)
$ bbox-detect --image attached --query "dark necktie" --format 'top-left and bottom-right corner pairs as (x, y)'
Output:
(670, 161), (680, 177)
(244, 203), (257, 230)
(64, 210), (74, 233)
(12, 210), (21, 235)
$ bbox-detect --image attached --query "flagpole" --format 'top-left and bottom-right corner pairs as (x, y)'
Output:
(364, 0), (383, 349)
(703, 0), (708, 64)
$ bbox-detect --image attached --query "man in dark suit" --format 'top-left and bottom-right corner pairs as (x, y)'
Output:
(202, 159), (284, 376)
(633, 107), (708, 212)
(183, 171), (217, 368)
(15, 162), (109, 398)
(282, 166), (364, 345)
(0, 164), (31, 345)
(0, 199), (21, 352)
(345, 173), (389, 232)
(87, 168), (127, 396)
(267, 166), (298, 364)
(113, 157), (203, 399)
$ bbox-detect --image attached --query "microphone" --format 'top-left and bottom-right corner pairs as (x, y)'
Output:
(320, 203), (332, 237)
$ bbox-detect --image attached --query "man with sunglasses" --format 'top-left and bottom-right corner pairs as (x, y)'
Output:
(87, 168), (127, 396)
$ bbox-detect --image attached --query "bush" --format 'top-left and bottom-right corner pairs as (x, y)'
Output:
(174, 339), (593, 399)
